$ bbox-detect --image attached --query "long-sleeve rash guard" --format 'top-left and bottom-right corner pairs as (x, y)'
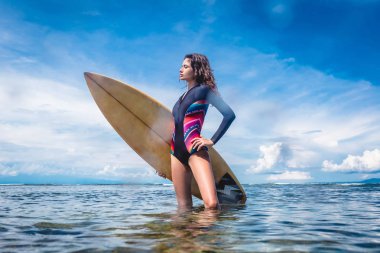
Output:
(170, 84), (236, 165)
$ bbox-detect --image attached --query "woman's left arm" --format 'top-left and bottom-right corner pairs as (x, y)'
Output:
(206, 89), (236, 145)
(191, 87), (236, 151)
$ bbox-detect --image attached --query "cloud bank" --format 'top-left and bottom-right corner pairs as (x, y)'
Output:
(267, 171), (312, 181)
(322, 149), (380, 173)
(247, 142), (287, 173)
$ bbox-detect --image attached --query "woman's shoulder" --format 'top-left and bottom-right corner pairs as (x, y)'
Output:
(200, 84), (220, 98)
(198, 83), (215, 93)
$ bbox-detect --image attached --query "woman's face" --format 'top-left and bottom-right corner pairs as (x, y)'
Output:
(179, 58), (195, 82)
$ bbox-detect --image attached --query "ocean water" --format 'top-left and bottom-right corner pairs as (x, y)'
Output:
(1, 183), (380, 253)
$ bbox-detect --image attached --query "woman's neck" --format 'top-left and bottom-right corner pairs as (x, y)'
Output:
(187, 80), (197, 90)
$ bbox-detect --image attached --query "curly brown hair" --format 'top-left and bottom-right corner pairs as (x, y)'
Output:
(184, 53), (218, 93)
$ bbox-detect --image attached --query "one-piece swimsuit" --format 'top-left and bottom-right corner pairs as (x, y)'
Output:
(170, 84), (235, 166)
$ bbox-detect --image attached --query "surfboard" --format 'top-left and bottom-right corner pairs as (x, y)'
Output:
(84, 72), (246, 204)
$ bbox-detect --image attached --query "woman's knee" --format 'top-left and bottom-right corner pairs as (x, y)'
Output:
(204, 198), (219, 209)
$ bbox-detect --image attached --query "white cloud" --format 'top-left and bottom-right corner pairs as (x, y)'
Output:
(11, 56), (37, 64)
(247, 142), (286, 173)
(267, 170), (312, 181)
(0, 167), (18, 176)
(360, 174), (370, 180)
(322, 149), (380, 172)
(267, 1), (295, 29)
(96, 164), (156, 178)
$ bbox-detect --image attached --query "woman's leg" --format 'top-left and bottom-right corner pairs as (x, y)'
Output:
(188, 150), (220, 210)
(171, 154), (193, 210)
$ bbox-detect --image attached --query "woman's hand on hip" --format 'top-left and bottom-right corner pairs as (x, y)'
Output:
(191, 137), (214, 151)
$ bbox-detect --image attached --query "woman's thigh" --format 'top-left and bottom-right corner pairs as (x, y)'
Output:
(188, 151), (218, 204)
(171, 155), (192, 203)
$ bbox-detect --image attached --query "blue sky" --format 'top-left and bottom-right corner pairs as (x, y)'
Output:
(1, 0), (380, 184)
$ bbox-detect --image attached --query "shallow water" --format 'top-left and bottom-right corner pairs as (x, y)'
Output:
(1, 183), (380, 252)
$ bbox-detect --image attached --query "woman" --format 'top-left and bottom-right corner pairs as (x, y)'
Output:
(160, 53), (235, 210)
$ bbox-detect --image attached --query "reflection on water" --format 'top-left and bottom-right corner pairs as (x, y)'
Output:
(135, 207), (242, 253)
(1, 184), (380, 252)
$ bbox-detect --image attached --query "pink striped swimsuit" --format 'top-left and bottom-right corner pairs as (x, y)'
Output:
(171, 84), (235, 165)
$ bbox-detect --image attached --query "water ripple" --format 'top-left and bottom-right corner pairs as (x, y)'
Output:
(0, 184), (379, 252)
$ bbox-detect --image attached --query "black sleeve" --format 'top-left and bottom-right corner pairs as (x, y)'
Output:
(206, 88), (236, 145)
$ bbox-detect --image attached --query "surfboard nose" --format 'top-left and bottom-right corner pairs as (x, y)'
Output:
(84, 72), (103, 88)
(84, 72), (125, 92)
(84, 72), (94, 89)
(84, 72), (94, 81)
